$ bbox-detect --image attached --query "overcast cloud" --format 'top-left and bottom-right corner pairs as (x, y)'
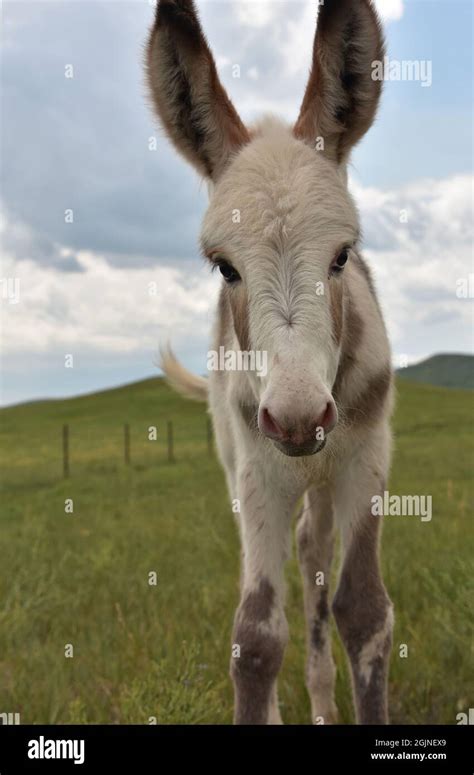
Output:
(1, 0), (472, 404)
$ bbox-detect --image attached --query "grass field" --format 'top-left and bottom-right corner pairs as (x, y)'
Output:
(0, 377), (473, 724)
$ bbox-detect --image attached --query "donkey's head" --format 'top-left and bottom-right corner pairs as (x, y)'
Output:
(147, 0), (384, 456)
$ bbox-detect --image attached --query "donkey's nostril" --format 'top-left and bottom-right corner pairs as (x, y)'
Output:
(315, 400), (337, 435)
(259, 406), (284, 441)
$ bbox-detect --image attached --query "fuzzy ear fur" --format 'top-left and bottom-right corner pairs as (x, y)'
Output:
(146, 0), (249, 179)
(294, 0), (385, 164)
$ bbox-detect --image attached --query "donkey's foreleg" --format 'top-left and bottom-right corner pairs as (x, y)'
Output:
(332, 459), (393, 724)
(230, 460), (296, 725)
(296, 486), (337, 724)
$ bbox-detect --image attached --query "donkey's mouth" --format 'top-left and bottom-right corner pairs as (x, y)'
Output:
(274, 437), (327, 458)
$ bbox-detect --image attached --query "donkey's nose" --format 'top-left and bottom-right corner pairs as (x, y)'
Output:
(258, 399), (337, 455)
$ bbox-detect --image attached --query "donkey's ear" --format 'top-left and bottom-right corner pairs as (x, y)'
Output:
(146, 0), (249, 180)
(294, 0), (385, 164)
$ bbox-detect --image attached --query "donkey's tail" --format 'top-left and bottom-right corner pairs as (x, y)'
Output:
(159, 345), (208, 402)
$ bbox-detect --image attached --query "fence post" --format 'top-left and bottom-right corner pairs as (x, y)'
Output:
(207, 417), (213, 456)
(124, 423), (130, 465)
(167, 420), (175, 463)
(62, 424), (69, 478)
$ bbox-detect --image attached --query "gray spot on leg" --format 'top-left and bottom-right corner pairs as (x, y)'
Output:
(231, 578), (285, 724)
(240, 577), (274, 623)
(310, 589), (330, 651)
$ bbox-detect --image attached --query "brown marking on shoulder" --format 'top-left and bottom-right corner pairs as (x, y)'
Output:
(332, 287), (391, 427)
(353, 251), (376, 296)
(344, 364), (393, 426)
(352, 251), (384, 318)
(332, 292), (364, 400)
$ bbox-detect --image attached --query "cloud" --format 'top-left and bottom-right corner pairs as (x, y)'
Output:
(1, 246), (219, 357)
(1, 0), (471, 406)
(0, 212), (83, 272)
(2, 174), (471, 377)
(351, 173), (473, 355)
(234, 0), (278, 29)
(374, 0), (405, 22)
(229, 0), (404, 85)
(1, 1), (207, 266)
(0, 0), (449, 285)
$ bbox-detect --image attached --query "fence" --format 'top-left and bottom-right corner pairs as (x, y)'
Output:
(61, 418), (213, 478)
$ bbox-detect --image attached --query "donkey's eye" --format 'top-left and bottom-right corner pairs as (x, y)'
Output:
(218, 261), (241, 284)
(331, 247), (350, 274)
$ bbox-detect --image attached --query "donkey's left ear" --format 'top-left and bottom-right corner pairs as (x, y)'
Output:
(294, 0), (385, 164)
(146, 0), (249, 180)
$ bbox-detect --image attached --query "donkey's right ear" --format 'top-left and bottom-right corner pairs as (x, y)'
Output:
(146, 0), (249, 180)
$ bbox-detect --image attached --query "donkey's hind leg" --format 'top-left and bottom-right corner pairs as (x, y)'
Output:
(296, 486), (338, 724)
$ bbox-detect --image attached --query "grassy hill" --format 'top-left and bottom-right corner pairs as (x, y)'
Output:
(0, 377), (473, 724)
(397, 353), (474, 389)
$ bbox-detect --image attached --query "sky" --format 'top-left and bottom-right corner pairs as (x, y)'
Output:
(1, 0), (473, 406)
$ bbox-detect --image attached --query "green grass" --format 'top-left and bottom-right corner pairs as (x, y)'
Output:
(0, 377), (473, 724)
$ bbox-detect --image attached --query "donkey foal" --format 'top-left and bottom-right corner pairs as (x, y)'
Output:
(146, 0), (394, 724)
